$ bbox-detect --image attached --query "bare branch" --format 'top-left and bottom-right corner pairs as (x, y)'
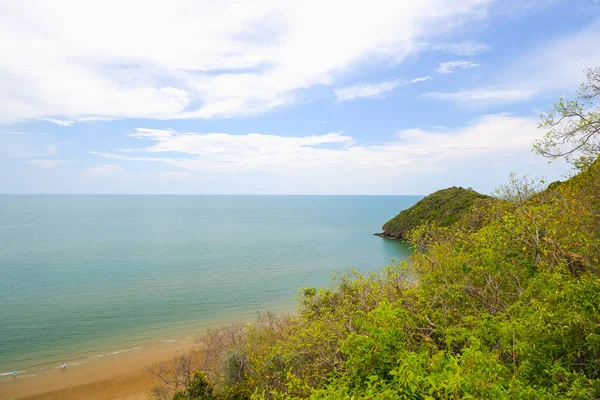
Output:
(535, 67), (600, 164)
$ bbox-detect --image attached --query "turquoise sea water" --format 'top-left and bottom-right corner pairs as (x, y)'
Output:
(0, 195), (419, 375)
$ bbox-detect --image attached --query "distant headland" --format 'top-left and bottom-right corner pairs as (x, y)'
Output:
(375, 186), (490, 241)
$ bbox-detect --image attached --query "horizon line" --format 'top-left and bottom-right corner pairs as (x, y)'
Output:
(0, 193), (428, 197)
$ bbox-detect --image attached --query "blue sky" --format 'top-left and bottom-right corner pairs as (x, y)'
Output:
(1, 0), (599, 194)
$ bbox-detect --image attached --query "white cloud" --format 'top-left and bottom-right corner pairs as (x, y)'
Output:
(394, 113), (540, 155)
(424, 89), (535, 104)
(48, 141), (75, 155)
(427, 19), (600, 106)
(432, 40), (490, 55)
(92, 114), (544, 181)
(29, 159), (65, 169)
(0, 0), (492, 123)
(83, 164), (125, 176)
(336, 80), (399, 101)
(335, 77), (431, 101)
(437, 60), (479, 74)
(42, 117), (120, 127)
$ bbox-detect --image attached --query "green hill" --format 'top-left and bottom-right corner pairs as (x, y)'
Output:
(378, 186), (490, 240)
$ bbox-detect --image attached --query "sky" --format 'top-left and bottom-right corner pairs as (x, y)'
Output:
(1, 0), (600, 195)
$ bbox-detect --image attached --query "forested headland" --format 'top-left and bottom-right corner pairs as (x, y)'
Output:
(150, 69), (600, 400)
(377, 186), (492, 240)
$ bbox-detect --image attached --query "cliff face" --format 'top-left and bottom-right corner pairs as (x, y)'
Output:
(379, 187), (489, 240)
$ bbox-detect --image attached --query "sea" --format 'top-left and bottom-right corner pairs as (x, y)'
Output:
(0, 195), (419, 377)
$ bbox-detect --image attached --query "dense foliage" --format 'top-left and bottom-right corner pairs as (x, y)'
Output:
(151, 159), (600, 400)
(380, 187), (491, 240)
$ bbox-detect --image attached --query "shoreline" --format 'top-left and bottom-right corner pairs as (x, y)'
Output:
(0, 337), (195, 400)
(1, 302), (297, 377)
(373, 232), (405, 241)
(0, 306), (296, 400)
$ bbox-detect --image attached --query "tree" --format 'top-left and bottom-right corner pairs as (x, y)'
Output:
(535, 67), (600, 164)
(148, 350), (202, 399)
(173, 372), (215, 400)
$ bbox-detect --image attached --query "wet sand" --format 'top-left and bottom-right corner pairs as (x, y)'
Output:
(0, 338), (197, 400)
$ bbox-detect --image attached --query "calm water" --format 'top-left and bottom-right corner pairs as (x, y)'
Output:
(0, 195), (419, 374)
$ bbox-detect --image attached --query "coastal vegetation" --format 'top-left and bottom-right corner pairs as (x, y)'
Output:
(378, 186), (492, 240)
(151, 68), (600, 400)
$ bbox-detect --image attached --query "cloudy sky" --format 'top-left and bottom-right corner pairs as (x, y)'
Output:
(1, 0), (599, 194)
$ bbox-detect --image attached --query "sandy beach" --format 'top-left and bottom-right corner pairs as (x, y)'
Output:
(0, 338), (197, 400)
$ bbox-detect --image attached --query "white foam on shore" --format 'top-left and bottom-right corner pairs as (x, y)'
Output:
(54, 360), (84, 369)
(71, 361), (84, 365)
(105, 346), (142, 356)
(161, 339), (177, 343)
(0, 370), (25, 376)
(106, 349), (126, 356)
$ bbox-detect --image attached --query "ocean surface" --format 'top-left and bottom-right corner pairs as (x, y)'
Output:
(0, 195), (419, 376)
